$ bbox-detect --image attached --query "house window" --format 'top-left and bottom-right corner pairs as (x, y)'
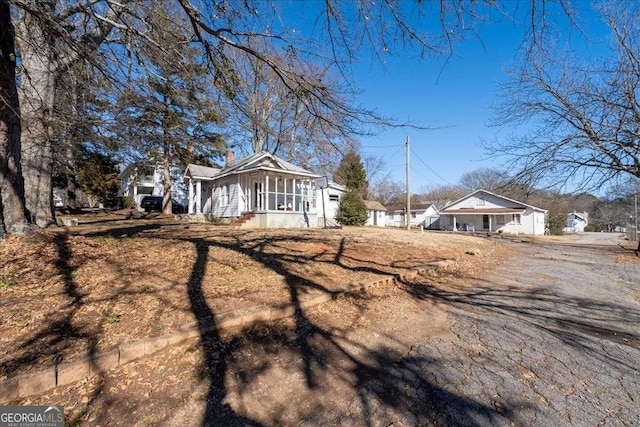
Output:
(220, 185), (228, 207)
(497, 215), (505, 225)
(329, 194), (340, 202)
(512, 214), (521, 224)
(477, 197), (486, 206)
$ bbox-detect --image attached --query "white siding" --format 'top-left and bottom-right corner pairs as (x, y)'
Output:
(442, 191), (547, 235)
(446, 209), (545, 235)
(385, 206), (439, 228)
(316, 185), (344, 220)
(448, 193), (517, 210)
(212, 177), (241, 217)
(365, 210), (386, 227)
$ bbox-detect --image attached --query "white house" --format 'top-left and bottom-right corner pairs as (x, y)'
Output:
(364, 200), (387, 227)
(565, 212), (588, 233)
(385, 203), (439, 229)
(183, 151), (320, 228)
(439, 189), (547, 235)
(119, 163), (188, 210)
(316, 181), (346, 227)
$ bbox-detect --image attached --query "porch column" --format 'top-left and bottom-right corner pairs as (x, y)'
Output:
(265, 174), (269, 211)
(196, 180), (202, 214)
(188, 179), (194, 214)
(242, 175), (248, 212)
(293, 178), (297, 211)
(489, 215), (492, 232)
(453, 215), (457, 231)
(132, 185), (138, 211)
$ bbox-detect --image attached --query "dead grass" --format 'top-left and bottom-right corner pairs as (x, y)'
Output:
(0, 211), (504, 380)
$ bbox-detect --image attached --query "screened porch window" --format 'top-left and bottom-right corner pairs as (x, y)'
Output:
(263, 175), (316, 212)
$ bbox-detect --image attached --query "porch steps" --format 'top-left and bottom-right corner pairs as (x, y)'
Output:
(232, 213), (256, 229)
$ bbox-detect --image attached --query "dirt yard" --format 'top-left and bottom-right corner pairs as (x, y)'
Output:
(0, 210), (502, 382)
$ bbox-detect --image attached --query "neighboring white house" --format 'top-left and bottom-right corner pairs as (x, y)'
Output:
(119, 163), (189, 210)
(183, 151), (320, 228)
(316, 181), (346, 227)
(385, 203), (439, 228)
(364, 200), (387, 227)
(439, 189), (547, 235)
(565, 212), (588, 233)
(315, 183), (387, 227)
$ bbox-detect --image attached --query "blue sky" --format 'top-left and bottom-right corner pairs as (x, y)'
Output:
(346, 2), (611, 192)
(354, 30), (518, 190)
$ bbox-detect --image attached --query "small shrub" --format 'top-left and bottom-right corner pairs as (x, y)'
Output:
(547, 213), (566, 236)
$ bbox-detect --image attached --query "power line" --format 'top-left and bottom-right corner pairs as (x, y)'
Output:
(361, 144), (404, 148)
(410, 166), (435, 181)
(386, 145), (404, 161)
(410, 148), (454, 186)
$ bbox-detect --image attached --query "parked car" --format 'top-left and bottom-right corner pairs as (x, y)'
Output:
(140, 196), (186, 213)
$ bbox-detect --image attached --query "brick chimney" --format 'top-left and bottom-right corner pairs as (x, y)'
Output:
(225, 150), (235, 167)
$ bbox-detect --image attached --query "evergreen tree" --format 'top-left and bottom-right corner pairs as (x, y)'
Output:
(114, 7), (224, 214)
(334, 150), (368, 225)
(335, 190), (368, 226)
(77, 149), (121, 208)
(334, 150), (368, 193)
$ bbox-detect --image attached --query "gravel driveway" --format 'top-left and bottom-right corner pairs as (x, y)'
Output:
(365, 233), (640, 426)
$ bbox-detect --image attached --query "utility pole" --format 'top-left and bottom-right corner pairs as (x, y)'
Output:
(635, 193), (638, 242)
(406, 135), (410, 231)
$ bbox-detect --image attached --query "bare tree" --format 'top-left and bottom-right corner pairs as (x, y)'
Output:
(221, 43), (367, 174)
(491, 2), (640, 192)
(419, 184), (467, 210)
(370, 180), (405, 206)
(0, 0), (28, 236)
(459, 168), (511, 192)
(593, 200), (626, 232)
(10, 0), (127, 227)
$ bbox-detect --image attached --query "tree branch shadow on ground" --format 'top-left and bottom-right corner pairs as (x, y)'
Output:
(397, 270), (640, 372)
(172, 232), (535, 425)
(185, 239), (263, 426)
(42, 232), (107, 424)
(11, 224), (565, 424)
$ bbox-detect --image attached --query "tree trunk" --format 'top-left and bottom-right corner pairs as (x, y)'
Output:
(163, 139), (172, 215)
(65, 143), (78, 209)
(15, 13), (56, 227)
(0, 0), (29, 237)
